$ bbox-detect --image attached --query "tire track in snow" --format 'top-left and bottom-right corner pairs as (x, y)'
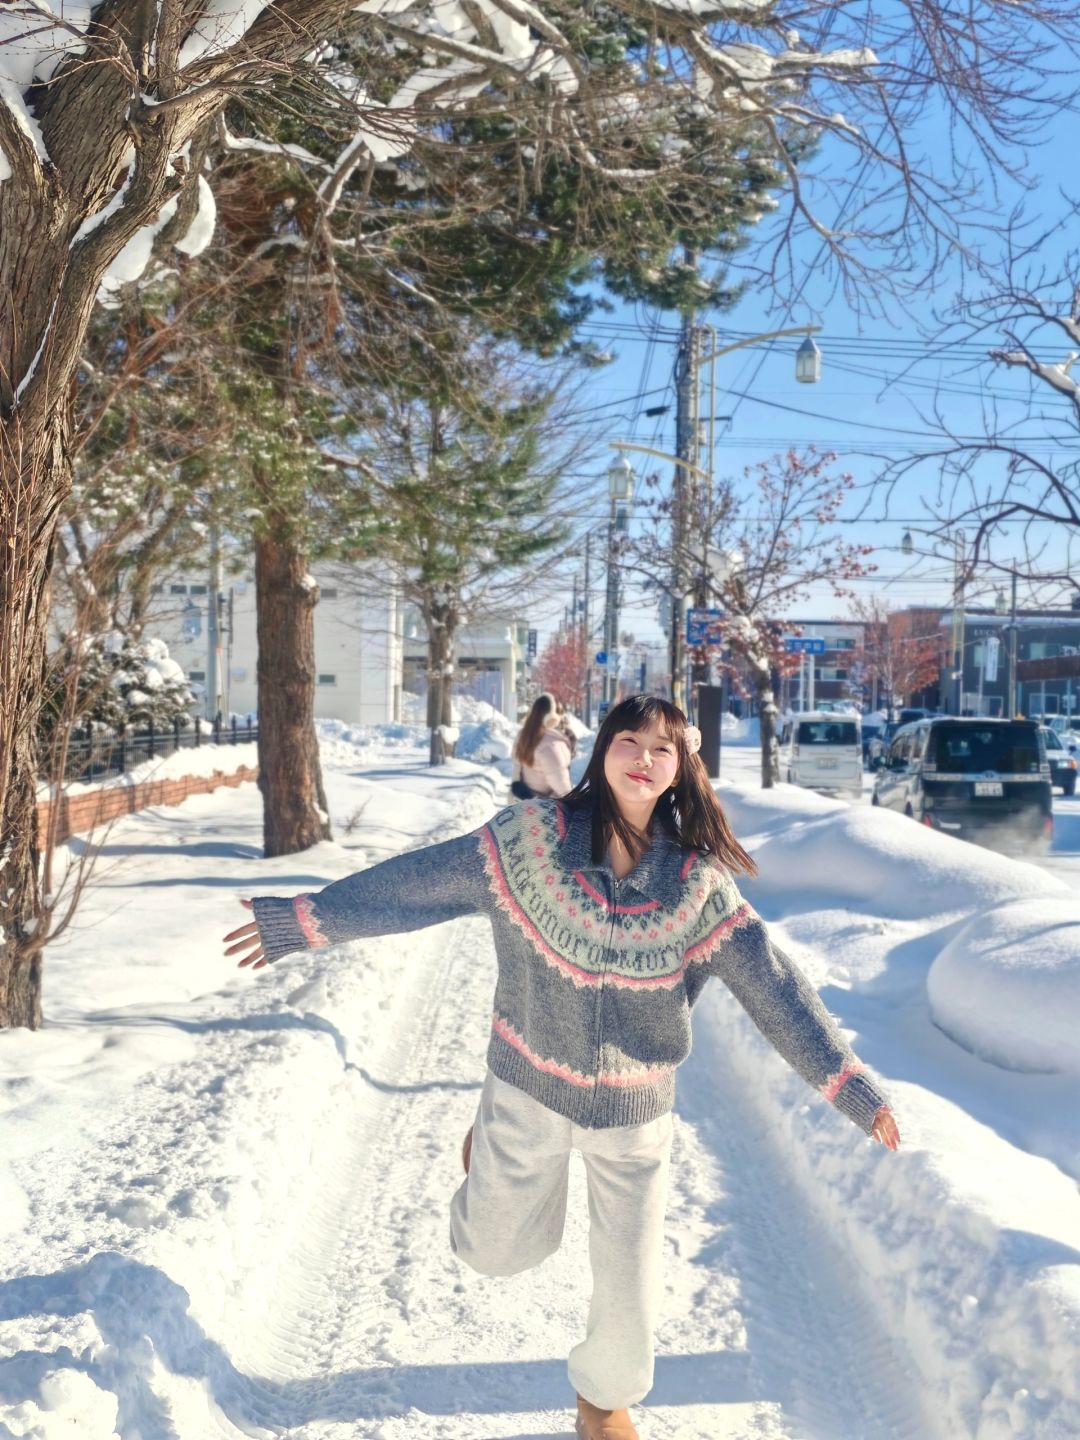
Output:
(669, 989), (943, 1440)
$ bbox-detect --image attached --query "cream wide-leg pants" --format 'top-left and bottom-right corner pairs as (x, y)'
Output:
(449, 1068), (674, 1411)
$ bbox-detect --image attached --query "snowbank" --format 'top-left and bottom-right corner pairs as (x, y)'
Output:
(703, 774), (1080, 1437)
(927, 897), (1080, 1074)
(35, 740), (258, 801)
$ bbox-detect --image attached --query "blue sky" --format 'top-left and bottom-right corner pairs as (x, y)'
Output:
(533, 99), (1080, 652)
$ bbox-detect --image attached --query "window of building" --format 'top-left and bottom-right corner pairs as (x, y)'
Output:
(1028, 642), (1062, 660)
(170, 584), (187, 595)
(319, 586), (338, 600)
(189, 670), (206, 681)
(189, 584), (208, 596)
(150, 583), (164, 596)
(318, 674), (337, 685)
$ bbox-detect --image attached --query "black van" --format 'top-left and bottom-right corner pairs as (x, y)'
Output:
(871, 717), (1052, 851)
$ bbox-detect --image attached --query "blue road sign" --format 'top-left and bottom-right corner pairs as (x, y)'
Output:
(784, 636), (826, 655)
(686, 608), (724, 646)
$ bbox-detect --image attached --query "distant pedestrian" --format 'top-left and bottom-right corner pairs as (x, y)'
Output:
(511, 691), (573, 800)
(224, 694), (900, 1440)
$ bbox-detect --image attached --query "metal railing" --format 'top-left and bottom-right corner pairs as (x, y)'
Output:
(47, 714), (259, 785)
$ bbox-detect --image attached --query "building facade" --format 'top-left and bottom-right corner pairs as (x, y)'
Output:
(137, 567), (531, 726)
(942, 607), (1080, 719)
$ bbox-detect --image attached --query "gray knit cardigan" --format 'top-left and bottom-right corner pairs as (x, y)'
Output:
(251, 798), (890, 1135)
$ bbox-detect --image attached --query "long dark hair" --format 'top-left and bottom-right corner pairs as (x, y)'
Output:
(514, 692), (556, 767)
(563, 694), (757, 877)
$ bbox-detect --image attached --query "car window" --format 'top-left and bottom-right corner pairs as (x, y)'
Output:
(1042, 730), (1063, 752)
(797, 721), (859, 746)
(928, 724), (1041, 774)
(911, 727), (928, 761)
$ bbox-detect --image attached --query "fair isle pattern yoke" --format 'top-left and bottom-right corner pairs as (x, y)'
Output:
(479, 801), (755, 993)
(249, 798), (892, 1136)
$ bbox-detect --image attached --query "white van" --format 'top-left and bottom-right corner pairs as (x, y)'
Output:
(782, 711), (863, 799)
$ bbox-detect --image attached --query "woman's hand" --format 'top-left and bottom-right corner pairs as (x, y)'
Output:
(871, 1106), (900, 1151)
(224, 899), (267, 970)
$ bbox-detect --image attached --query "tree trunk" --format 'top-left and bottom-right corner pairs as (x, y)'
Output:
(424, 599), (458, 766)
(0, 407), (70, 1028)
(254, 530), (333, 857)
(755, 671), (781, 790)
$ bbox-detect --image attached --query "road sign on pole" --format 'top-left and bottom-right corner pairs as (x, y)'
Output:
(686, 608), (724, 646)
(784, 636), (826, 655)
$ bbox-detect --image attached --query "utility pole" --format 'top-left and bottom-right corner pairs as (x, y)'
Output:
(1008, 571), (1019, 717)
(583, 532), (592, 727)
(604, 494), (619, 705)
(951, 531), (966, 715)
(672, 272), (700, 714)
(207, 524), (224, 723)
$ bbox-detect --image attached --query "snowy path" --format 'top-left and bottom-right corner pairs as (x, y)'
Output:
(5, 731), (1078, 1439)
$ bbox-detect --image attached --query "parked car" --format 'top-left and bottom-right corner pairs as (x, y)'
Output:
(871, 717), (1052, 851)
(782, 711), (863, 799)
(866, 720), (901, 768)
(1041, 726), (1078, 796)
(1037, 715), (1080, 754)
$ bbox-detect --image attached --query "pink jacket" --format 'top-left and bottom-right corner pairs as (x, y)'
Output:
(515, 728), (573, 798)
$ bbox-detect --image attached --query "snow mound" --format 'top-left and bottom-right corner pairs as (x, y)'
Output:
(719, 784), (1067, 919)
(456, 712), (517, 763)
(927, 897), (1080, 1074)
(2, 1367), (120, 1439)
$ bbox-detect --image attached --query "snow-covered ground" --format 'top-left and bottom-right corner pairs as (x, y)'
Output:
(2, 720), (1079, 1439)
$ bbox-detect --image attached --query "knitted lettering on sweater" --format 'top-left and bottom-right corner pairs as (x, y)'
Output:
(251, 799), (890, 1134)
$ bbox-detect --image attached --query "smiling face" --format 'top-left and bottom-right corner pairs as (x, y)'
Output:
(602, 721), (680, 823)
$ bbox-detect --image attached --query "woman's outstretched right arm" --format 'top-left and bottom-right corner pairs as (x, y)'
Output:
(231, 828), (490, 968)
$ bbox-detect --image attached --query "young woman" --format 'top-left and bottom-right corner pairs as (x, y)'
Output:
(511, 691), (573, 799)
(224, 695), (900, 1440)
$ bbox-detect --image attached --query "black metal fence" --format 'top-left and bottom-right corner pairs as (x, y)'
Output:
(48, 715), (259, 785)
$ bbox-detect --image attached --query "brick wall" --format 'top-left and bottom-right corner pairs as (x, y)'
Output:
(37, 763), (259, 846)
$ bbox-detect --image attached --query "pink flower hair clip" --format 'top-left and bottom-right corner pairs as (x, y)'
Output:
(684, 725), (702, 756)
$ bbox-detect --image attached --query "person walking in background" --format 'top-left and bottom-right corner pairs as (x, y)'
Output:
(511, 691), (573, 799)
(224, 694), (900, 1440)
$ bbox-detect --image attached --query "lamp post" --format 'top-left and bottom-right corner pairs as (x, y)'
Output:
(604, 456), (635, 705)
(902, 526), (966, 715)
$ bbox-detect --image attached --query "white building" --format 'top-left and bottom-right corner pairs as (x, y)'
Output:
(401, 608), (528, 721)
(142, 568), (529, 725)
(146, 566), (403, 725)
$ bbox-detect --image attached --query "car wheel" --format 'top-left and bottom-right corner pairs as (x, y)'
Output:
(1064, 779), (1077, 798)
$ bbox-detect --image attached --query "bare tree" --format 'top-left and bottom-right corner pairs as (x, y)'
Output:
(626, 448), (875, 786)
(848, 595), (942, 713)
(874, 256), (1080, 603)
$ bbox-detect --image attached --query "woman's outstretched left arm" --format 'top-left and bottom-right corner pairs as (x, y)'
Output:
(692, 883), (899, 1147)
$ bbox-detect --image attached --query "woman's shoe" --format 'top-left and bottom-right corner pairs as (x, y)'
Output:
(462, 1125), (473, 1175)
(574, 1393), (639, 1439)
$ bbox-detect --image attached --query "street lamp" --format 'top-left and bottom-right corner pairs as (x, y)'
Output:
(795, 333), (823, 384)
(603, 456), (636, 705)
(901, 526), (967, 715)
(994, 587), (1008, 616)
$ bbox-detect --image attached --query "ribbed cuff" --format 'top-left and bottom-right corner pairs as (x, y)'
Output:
(250, 896), (309, 965)
(830, 1071), (889, 1136)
